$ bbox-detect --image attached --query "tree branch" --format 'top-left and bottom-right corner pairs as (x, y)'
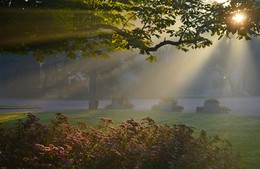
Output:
(86, 24), (122, 33)
(145, 39), (198, 53)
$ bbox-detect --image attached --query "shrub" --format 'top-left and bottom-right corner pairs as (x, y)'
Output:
(0, 113), (241, 169)
(196, 99), (231, 113)
(152, 97), (184, 112)
(205, 99), (220, 104)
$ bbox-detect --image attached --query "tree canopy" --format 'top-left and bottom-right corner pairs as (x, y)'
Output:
(0, 0), (260, 62)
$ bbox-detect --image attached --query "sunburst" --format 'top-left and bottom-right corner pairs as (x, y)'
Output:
(232, 13), (245, 24)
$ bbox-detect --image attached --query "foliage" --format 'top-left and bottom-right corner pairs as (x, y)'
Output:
(196, 99), (231, 113)
(205, 99), (220, 104)
(160, 97), (179, 105)
(152, 97), (184, 112)
(0, 113), (241, 169)
(0, 0), (260, 61)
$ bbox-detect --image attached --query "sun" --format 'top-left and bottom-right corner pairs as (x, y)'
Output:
(232, 13), (245, 24)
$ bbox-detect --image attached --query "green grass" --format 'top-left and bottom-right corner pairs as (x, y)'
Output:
(1, 109), (260, 169)
(0, 104), (40, 109)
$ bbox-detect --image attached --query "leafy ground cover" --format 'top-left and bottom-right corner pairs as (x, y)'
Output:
(1, 110), (260, 168)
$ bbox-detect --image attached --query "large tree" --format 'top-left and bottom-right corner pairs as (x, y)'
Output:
(1, 0), (260, 59)
(0, 0), (260, 108)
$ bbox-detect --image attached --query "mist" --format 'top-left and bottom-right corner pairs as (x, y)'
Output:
(1, 37), (260, 100)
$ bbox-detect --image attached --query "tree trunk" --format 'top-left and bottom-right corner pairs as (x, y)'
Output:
(89, 67), (98, 110)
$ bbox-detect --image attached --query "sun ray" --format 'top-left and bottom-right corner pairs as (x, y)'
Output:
(131, 36), (224, 98)
(0, 9), (119, 47)
(224, 38), (256, 96)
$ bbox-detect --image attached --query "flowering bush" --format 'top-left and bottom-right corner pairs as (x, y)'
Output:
(0, 113), (241, 169)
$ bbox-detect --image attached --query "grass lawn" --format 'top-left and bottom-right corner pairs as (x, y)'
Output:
(1, 109), (260, 169)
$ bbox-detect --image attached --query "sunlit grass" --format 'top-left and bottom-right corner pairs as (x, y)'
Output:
(0, 112), (27, 123)
(0, 110), (260, 168)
